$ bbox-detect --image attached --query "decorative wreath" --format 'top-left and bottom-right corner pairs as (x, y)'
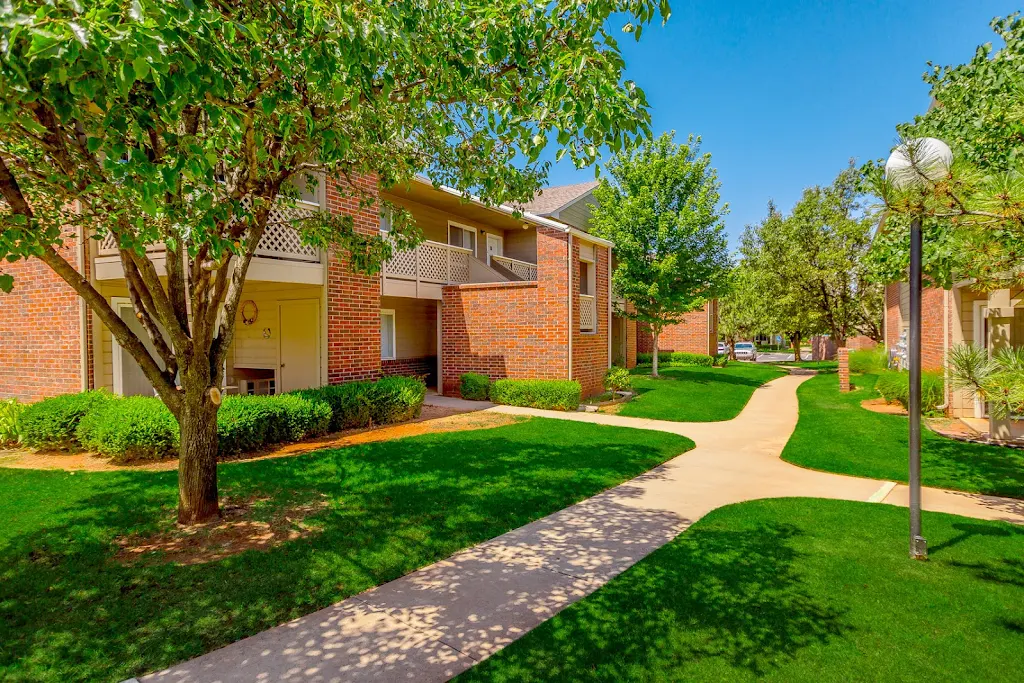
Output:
(240, 300), (259, 325)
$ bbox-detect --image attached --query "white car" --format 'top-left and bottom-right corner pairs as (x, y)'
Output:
(733, 341), (758, 361)
(717, 341), (727, 355)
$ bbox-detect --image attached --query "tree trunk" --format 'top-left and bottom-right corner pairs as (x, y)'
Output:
(177, 378), (221, 525)
(652, 328), (660, 378)
(791, 333), (802, 362)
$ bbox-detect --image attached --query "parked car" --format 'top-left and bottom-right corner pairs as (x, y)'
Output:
(733, 341), (758, 361)
(717, 341), (727, 355)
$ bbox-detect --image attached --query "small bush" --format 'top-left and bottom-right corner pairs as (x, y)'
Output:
(604, 367), (632, 392)
(21, 390), (112, 449)
(874, 370), (945, 413)
(0, 398), (24, 446)
(460, 373), (491, 401)
(490, 379), (582, 411)
(636, 351), (714, 367)
(295, 382), (374, 431)
(849, 345), (887, 374)
(712, 354), (729, 368)
(218, 394), (330, 456)
(76, 396), (178, 462)
(368, 376), (427, 424)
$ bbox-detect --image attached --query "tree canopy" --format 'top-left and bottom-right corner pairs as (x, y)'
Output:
(590, 131), (731, 375)
(0, 0), (669, 522)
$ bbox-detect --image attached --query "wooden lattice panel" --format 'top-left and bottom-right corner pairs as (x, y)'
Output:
(579, 294), (597, 332)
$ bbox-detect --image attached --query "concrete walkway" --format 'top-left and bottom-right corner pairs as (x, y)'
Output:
(143, 374), (1024, 683)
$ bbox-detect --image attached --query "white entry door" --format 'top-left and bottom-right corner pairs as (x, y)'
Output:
(486, 234), (503, 265)
(278, 299), (320, 393)
(113, 298), (165, 396)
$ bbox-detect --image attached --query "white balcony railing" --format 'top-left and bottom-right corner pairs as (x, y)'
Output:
(383, 240), (471, 285)
(491, 254), (538, 281)
(96, 200), (321, 263)
(579, 294), (597, 333)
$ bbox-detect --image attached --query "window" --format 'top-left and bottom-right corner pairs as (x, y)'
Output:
(289, 173), (322, 206)
(448, 223), (476, 254)
(380, 309), (396, 360)
(380, 208), (392, 233)
(579, 261), (591, 296)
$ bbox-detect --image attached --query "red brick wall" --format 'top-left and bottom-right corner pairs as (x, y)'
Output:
(625, 317), (637, 369)
(441, 226), (571, 396)
(884, 282), (947, 371)
(884, 282), (901, 352)
(571, 242), (611, 397)
(0, 233), (85, 401)
(325, 175), (383, 384)
(382, 356), (436, 386)
(637, 301), (715, 356)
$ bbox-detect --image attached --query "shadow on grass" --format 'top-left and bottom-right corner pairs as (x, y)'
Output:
(638, 366), (773, 389)
(460, 522), (851, 681)
(0, 421), (690, 682)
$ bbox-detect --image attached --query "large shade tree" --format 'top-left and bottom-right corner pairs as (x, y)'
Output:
(591, 132), (732, 376)
(0, 0), (669, 523)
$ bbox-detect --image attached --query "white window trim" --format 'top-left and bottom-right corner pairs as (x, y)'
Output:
(381, 308), (397, 361)
(110, 297), (131, 395)
(448, 220), (478, 254)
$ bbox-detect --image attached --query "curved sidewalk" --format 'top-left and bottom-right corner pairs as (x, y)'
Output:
(142, 374), (1024, 683)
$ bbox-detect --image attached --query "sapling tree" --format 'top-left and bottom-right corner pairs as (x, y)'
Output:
(0, 0), (668, 523)
(591, 132), (732, 377)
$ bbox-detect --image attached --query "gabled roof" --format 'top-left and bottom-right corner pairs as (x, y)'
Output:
(520, 180), (600, 216)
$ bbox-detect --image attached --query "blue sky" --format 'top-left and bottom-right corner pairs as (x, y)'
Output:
(540, 0), (1013, 245)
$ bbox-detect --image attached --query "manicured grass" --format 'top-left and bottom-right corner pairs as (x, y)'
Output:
(0, 418), (692, 682)
(457, 499), (1024, 682)
(774, 360), (839, 372)
(620, 363), (786, 422)
(782, 373), (1024, 498)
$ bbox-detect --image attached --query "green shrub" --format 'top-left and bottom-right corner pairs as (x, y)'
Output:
(713, 354), (729, 368)
(460, 373), (491, 401)
(75, 396), (178, 462)
(874, 370), (945, 413)
(490, 379), (582, 411)
(636, 351), (714, 367)
(218, 394), (330, 456)
(368, 376), (427, 424)
(0, 398), (24, 446)
(21, 390), (112, 449)
(849, 345), (887, 374)
(604, 367), (632, 392)
(295, 382), (374, 431)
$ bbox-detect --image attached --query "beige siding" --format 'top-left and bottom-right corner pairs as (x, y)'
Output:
(383, 192), (511, 262)
(503, 227), (537, 263)
(555, 196), (594, 230)
(381, 296), (437, 359)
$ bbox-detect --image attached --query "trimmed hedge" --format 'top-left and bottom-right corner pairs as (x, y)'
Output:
(460, 372), (491, 401)
(636, 351), (714, 367)
(21, 390), (112, 449)
(604, 367), (632, 392)
(76, 396), (178, 462)
(294, 382), (374, 431)
(217, 394), (330, 456)
(712, 354), (729, 368)
(875, 370), (945, 413)
(490, 379), (581, 411)
(367, 376), (427, 424)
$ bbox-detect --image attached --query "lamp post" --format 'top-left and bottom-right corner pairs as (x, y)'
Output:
(884, 137), (953, 561)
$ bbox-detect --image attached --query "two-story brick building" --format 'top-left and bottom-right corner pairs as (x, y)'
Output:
(0, 176), (619, 402)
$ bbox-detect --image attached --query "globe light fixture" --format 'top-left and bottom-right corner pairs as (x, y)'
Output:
(884, 137), (952, 560)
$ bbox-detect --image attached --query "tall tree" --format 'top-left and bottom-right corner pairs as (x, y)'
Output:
(864, 13), (1024, 290)
(591, 132), (732, 377)
(0, 0), (668, 523)
(717, 266), (763, 360)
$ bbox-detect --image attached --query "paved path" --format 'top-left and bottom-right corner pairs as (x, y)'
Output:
(142, 374), (1024, 683)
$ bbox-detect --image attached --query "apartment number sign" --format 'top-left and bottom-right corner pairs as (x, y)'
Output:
(240, 300), (259, 325)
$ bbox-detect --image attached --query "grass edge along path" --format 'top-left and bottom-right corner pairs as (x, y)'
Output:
(456, 498), (1024, 683)
(0, 417), (693, 683)
(781, 372), (1024, 499)
(620, 363), (786, 422)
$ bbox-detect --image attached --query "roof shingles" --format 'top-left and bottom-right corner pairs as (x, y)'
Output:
(520, 180), (599, 216)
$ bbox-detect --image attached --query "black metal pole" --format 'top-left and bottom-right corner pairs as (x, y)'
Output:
(908, 215), (927, 559)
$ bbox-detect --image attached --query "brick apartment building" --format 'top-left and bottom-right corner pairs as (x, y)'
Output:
(0, 176), (623, 402)
(636, 300), (719, 356)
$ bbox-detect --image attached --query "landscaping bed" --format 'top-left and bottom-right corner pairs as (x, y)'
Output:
(456, 499), (1024, 682)
(0, 417), (693, 682)
(618, 363), (785, 422)
(782, 372), (1024, 498)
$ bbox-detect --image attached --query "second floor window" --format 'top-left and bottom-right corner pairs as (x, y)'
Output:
(448, 223), (476, 254)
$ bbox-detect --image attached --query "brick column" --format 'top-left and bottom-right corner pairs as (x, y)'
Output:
(838, 347), (850, 392)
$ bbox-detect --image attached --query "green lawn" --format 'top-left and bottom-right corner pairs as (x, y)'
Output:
(782, 372), (1024, 498)
(774, 360), (839, 372)
(0, 418), (692, 683)
(457, 499), (1024, 683)
(619, 363), (786, 422)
